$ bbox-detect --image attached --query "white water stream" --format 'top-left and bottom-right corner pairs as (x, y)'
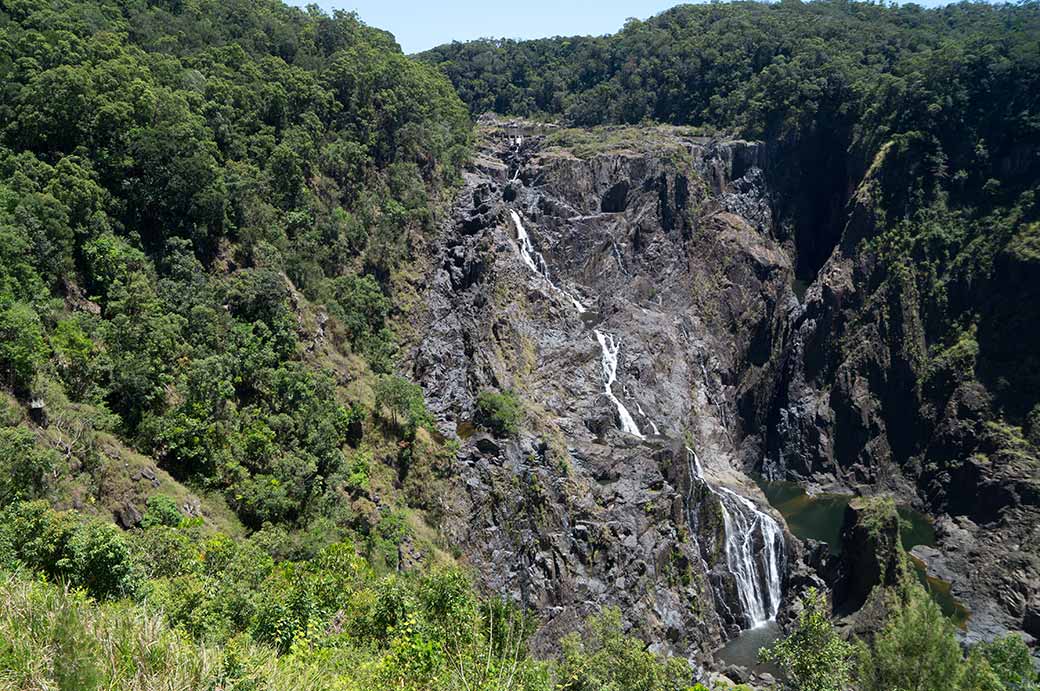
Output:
(505, 195), (783, 630)
(636, 402), (660, 436)
(594, 330), (644, 438)
(509, 210), (586, 313)
(686, 447), (785, 628)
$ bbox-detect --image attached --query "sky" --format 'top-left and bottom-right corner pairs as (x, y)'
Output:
(290, 0), (957, 54)
(290, 0), (680, 54)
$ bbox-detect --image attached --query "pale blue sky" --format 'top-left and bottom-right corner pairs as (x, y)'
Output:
(290, 0), (956, 54)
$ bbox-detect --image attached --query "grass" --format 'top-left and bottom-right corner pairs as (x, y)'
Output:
(0, 573), (223, 690)
(0, 573), (356, 691)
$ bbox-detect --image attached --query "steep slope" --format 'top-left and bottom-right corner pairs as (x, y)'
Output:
(419, 0), (1040, 652)
(767, 139), (1040, 644)
(411, 118), (799, 657)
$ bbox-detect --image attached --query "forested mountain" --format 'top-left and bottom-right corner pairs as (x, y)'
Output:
(421, 0), (1040, 271)
(1, 0), (1039, 689)
(1, 0), (470, 526)
(0, 0), (535, 687)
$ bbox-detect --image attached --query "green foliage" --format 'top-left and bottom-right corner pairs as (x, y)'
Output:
(974, 635), (1040, 691)
(0, 501), (139, 601)
(0, 573), (354, 691)
(343, 449), (372, 492)
(857, 583), (970, 691)
(867, 591), (944, 686)
(557, 607), (691, 691)
(375, 374), (433, 439)
(141, 495), (183, 530)
(60, 520), (141, 601)
(1028, 405), (1040, 449)
(49, 318), (98, 401)
(321, 272), (395, 369)
(0, 427), (58, 504)
(476, 388), (522, 438)
(0, 0), (470, 534)
(0, 303), (47, 392)
(925, 324), (980, 396)
(761, 588), (853, 691)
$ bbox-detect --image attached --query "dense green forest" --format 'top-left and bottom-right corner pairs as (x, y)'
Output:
(1, 0), (1039, 689)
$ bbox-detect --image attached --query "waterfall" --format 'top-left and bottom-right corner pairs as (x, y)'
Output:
(715, 487), (785, 626)
(686, 447), (785, 628)
(511, 136), (524, 181)
(505, 186), (782, 633)
(594, 330), (644, 438)
(636, 402), (661, 436)
(510, 210), (546, 275)
(611, 240), (627, 274)
(509, 210), (587, 313)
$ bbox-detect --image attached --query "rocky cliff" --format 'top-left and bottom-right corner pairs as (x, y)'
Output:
(410, 117), (1038, 659)
(410, 119), (796, 657)
(764, 139), (1040, 646)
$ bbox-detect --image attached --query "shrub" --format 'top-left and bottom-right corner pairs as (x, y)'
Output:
(761, 588), (853, 691)
(556, 607), (691, 691)
(475, 388), (522, 437)
(0, 427), (58, 504)
(133, 525), (199, 579)
(61, 520), (141, 601)
(344, 449), (371, 492)
(141, 495), (183, 529)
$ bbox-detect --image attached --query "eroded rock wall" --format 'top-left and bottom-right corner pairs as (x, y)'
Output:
(410, 120), (796, 656)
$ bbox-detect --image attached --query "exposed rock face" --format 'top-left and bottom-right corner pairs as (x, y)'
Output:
(763, 141), (1040, 644)
(836, 497), (906, 613)
(411, 120), (795, 656)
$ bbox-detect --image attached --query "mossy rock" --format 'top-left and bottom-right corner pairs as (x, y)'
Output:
(837, 496), (909, 612)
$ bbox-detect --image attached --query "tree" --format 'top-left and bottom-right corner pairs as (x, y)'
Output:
(857, 584), (964, 691)
(475, 388), (522, 437)
(761, 588), (853, 691)
(375, 374), (432, 439)
(0, 302), (47, 392)
(974, 635), (1039, 691)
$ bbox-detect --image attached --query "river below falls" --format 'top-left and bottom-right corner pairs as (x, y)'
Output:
(716, 477), (969, 671)
(756, 477), (969, 626)
(715, 620), (782, 675)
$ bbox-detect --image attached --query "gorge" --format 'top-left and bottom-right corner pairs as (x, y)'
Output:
(415, 118), (816, 661)
(412, 113), (1039, 672)
(1, 1), (1038, 688)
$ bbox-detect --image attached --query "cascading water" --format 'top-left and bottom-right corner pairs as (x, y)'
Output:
(510, 210), (546, 275)
(636, 402), (661, 436)
(594, 330), (644, 438)
(509, 210), (587, 313)
(504, 172), (783, 631)
(716, 487), (785, 626)
(511, 136), (524, 181)
(686, 447), (785, 628)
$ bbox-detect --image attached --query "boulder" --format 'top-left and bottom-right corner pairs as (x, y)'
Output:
(836, 496), (905, 612)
